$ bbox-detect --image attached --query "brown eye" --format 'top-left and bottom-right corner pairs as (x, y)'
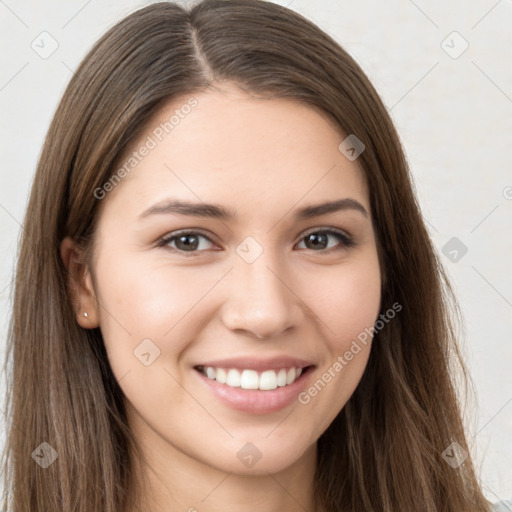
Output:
(157, 227), (355, 257)
(297, 229), (355, 252)
(158, 231), (215, 255)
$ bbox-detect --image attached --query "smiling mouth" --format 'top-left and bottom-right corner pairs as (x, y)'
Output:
(194, 365), (314, 391)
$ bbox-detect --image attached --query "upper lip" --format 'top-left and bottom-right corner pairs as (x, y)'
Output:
(194, 356), (315, 372)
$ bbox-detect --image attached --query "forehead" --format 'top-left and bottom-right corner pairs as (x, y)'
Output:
(99, 85), (369, 222)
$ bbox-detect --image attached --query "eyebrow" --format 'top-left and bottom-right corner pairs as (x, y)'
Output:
(139, 197), (368, 221)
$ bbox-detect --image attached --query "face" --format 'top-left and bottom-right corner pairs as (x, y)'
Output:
(65, 84), (381, 477)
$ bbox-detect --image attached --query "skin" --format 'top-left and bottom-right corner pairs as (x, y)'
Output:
(61, 83), (382, 512)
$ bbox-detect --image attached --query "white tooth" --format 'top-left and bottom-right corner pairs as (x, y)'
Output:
(216, 368), (227, 384)
(286, 367), (296, 385)
(226, 369), (241, 387)
(259, 370), (278, 390)
(240, 369), (259, 389)
(210, 366), (300, 389)
(277, 368), (287, 387)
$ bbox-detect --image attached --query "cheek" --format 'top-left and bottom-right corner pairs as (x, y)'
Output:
(296, 253), (380, 429)
(313, 254), (382, 347)
(92, 252), (217, 376)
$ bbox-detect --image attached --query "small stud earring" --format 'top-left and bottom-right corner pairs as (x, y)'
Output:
(83, 312), (88, 318)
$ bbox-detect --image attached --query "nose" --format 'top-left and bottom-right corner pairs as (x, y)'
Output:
(221, 252), (303, 340)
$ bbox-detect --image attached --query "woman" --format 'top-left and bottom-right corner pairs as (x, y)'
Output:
(1, 1), (508, 511)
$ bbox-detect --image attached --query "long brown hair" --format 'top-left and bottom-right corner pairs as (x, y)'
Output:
(1, 1), (494, 510)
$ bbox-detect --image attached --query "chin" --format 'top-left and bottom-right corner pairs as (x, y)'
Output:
(206, 435), (317, 476)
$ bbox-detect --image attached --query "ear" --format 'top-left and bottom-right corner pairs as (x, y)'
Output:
(60, 236), (100, 328)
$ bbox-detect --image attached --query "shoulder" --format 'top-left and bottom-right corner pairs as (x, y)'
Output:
(491, 500), (512, 511)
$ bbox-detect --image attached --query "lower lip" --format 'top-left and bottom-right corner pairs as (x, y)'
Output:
(194, 367), (314, 415)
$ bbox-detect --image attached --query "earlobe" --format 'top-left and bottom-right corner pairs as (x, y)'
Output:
(60, 236), (100, 328)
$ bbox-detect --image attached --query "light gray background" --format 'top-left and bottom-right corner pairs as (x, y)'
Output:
(1, 0), (511, 504)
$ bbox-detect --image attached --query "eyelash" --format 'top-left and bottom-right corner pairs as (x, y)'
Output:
(156, 227), (356, 257)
